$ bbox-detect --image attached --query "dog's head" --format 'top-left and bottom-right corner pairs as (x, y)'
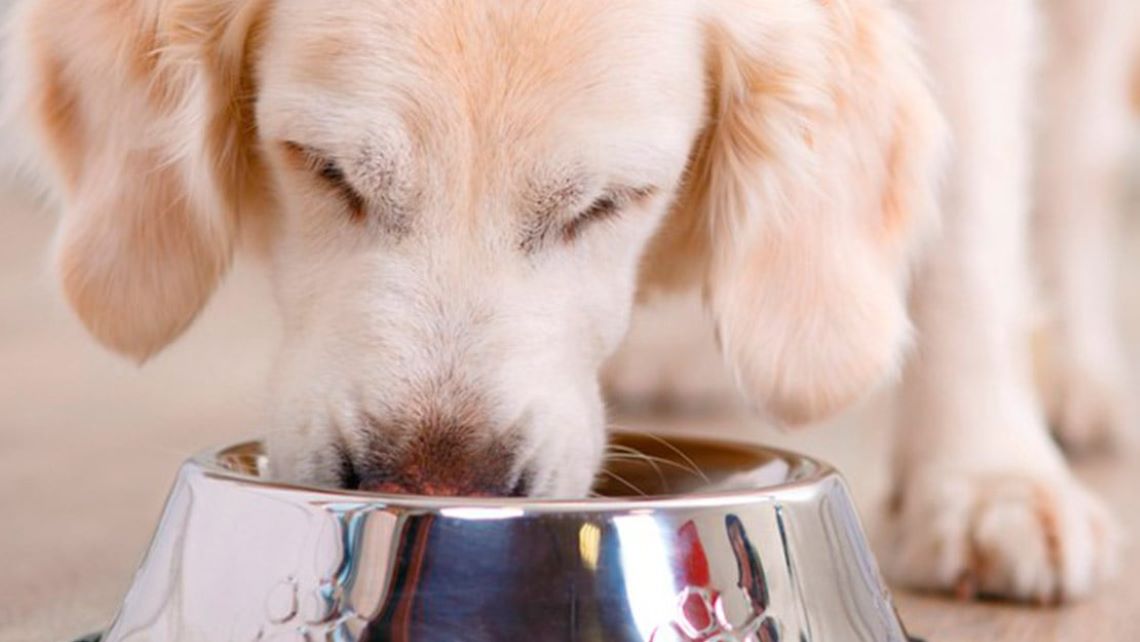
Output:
(11, 0), (943, 496)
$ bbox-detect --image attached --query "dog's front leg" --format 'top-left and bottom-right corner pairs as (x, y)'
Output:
(1034, 0), (1139, 452)
(880, 0), (1119, 603)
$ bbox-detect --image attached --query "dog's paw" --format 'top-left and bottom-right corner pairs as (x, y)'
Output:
(1044, 365), (1135, 454)
(879, 469), (1119, 603)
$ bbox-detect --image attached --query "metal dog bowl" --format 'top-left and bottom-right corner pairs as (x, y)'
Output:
(89, 433), (918, 641)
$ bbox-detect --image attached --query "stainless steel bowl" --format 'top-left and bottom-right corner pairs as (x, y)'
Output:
(91, 433), (919, 642)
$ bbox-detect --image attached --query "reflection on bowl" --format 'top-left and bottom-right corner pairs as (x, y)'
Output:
(92, 433), (919, 642)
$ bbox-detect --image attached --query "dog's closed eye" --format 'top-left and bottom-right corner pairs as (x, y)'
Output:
(282, 141), (366, 218)
(557, 186), (657, 245)
(562, 194), (620, 242)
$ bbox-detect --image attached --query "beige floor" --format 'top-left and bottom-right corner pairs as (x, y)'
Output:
(0, 176), (1137, 642)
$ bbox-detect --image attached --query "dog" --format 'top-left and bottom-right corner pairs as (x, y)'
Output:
(4, 0), (1132, 604)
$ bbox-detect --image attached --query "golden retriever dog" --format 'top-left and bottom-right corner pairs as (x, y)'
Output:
(2, 0), (1130, 604)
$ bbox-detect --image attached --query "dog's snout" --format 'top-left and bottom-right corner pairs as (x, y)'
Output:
(358, 479), (497, 497)
(346, 418), (526, 497)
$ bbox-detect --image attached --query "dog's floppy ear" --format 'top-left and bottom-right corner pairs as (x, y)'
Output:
(7, 0), (267, 361)
(644, 0), (946, 424)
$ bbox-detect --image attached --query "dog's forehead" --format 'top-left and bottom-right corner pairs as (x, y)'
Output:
(259, 0), (706, 169)
(266, 0), (699, 89)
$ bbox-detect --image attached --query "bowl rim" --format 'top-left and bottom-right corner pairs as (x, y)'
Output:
(190, 431), (840, 514)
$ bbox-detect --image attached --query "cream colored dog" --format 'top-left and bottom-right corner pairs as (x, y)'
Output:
(3, 0), (1130, 604)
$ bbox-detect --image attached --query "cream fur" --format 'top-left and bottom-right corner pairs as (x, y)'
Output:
(881, 0), (1128, 603)
(4, 0), (268, 361)
(7, 0), (942, 498)
(11, 0), (1128, 605)
(642, 0), (945, 426)
(609, 0), (1139, 603)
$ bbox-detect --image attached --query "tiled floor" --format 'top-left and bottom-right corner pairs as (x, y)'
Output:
(0, 175), (1137, 641)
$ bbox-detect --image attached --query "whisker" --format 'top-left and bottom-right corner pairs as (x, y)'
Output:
(604, 445), (668, 492)
(605, 451), (707, 480)
(613, 426), (711, 484)
(597, 469), (648, 497)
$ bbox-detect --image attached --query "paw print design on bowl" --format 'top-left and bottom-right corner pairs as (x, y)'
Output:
(649, 516), (781, 642)
(255, 505), (382, 641)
